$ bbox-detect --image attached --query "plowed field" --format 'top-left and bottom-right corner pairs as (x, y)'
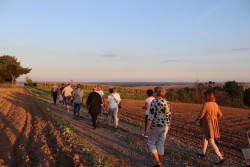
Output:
(0, 87), (247, 166)
(0, 88), (85, 166)
(120, 99), (250, 164)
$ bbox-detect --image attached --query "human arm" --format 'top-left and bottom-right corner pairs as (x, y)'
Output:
(145, 100), (156, 135)
(193, 103), (207, 123)
(142, 101), (149, 110)
(145, 120), (152, 136)
(217, 106), (222, 118)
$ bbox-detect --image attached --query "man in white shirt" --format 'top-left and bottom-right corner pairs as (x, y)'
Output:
(62, 83), (73, 112)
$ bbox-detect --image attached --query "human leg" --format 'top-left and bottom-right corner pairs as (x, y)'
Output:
(148, 128), (162, 165)
(108, 108), (115, 124)
(52, 92), (57, 105)
(201, 135), (208, 155)
(209, 139), (223, 160)
(73, 103), (77, 117)
(156, 126), (169, 164)
(91, 112), (98, 129)
(76, 103), (81, 118)
(144, 115), (148, 133)
(113, 107), (119, 128)
(65, 96), (71, 111)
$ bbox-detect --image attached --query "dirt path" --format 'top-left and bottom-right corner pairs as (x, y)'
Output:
(0, 88), (244, 167)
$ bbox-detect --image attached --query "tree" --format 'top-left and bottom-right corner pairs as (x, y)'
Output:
(243, 88), (250, 106)
(0, 55), (31, 86)
(223, 81), (243, 105)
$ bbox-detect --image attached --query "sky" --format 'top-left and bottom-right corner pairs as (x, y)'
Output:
(0, 0), (250, 82)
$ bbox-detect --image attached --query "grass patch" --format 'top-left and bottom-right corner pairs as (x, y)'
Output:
(92, 156), (113, 167)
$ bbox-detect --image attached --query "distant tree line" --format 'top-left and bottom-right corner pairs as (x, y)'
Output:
(35, 80), (250, 108)
(167, 81), (250, 108)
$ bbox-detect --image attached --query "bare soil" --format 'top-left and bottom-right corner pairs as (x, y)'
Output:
(0, 88), (245, 167)
(0, 88), (85, 167)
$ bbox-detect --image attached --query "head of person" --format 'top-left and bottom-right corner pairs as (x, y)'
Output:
(155, 86), (166, 98)
(76, 84), (81, 89)
(61, 83), (65, 87)
(67, 83), (71, 87)
(97, 85), (101, 91)
(113, 88), (117, 93)
(154, 86), (161, 97)
(146, 89), (154, 97)
(92, 86), (97, 92)
(204, 91), (216, 102)
(109, 88), (114, 94)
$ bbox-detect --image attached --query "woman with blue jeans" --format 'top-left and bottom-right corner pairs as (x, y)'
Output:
(145, 87), (171, 167)
(73, 84), (84, 120)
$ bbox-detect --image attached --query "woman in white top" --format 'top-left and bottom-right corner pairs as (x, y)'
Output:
(142, 89), (155, 137)
(107, 88), (121, 128)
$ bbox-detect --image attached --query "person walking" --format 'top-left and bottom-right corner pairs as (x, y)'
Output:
(62, 83), (73, 112)
(145, 87), (171, 167)
(72, 84), (84, 120)
(97, 85), (105, 118)
(111, 88), (121, 128)
(51, 83), (59, 105)
(60, 83), (66, 105)
(106, 88), (117, 126)
(193, 91), (224, 164)
(86, 86), (103, 129)
(142, 89), (155, 138)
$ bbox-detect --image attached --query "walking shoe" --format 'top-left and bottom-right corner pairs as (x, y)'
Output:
(215, 158), (224, 165)
(197, 153), (206, 157)
(142, 134), (148, 138)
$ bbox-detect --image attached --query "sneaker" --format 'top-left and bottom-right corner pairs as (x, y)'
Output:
(142, 134), (148, 138)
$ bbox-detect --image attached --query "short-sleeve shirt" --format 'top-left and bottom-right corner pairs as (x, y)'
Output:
(108, 95), (117, 108)
(145, 97), (155, 115)
(148, 98), (171, 128)
(73, 88), (84, 103)
(97, 90), (104, 98)
(62, 86), (73, 97)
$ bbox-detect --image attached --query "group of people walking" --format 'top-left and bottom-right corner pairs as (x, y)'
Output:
(51, 83), (121, 129)
(142, 87), (224, 166)
(51, 83), (224, 166)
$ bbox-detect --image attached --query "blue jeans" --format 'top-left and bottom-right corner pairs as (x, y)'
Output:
(74, 103), (81, 118)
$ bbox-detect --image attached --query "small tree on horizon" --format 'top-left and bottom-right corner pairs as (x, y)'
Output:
(0, 55), (32, 86)
(223, 80), (243, 105)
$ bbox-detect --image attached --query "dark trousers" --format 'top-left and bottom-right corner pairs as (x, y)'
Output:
(90, 112), (98, 128)
(74, 103), (81, 118)
(145, 115), (148, 133)
(52, 92), (57, 105)
(65, 96), (71, 105)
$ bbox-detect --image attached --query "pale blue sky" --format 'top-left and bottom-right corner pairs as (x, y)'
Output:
(0, 0), (249, 82)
